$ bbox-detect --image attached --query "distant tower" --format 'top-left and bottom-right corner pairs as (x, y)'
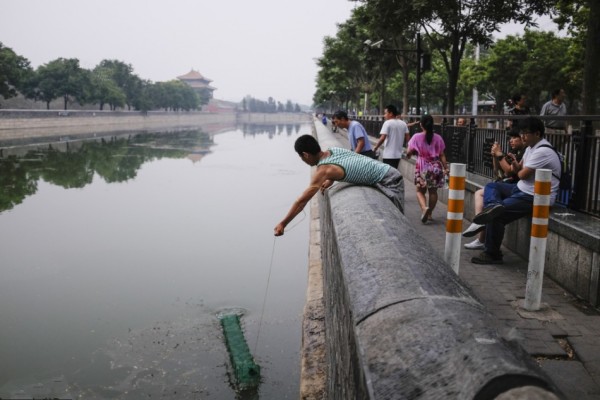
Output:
(177, 69), (216, 99)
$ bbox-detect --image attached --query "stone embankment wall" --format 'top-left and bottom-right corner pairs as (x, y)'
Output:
(311, 122), (562, 399)
(0, 110), (310, 142)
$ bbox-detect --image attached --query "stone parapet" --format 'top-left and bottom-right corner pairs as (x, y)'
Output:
(312, 121), (561, 399)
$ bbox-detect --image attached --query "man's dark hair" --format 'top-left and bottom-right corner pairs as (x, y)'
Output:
(551, 89), (563, 99)
(512, 93), (524, 104)
(518, 116), (545, 137)
(295, 134), (321, 155)
(385, 104), (398, 116)
(332, 110), (348, 120)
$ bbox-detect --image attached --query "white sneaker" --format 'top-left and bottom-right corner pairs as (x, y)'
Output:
(464, 238), (485, 250)
(462, 222), (485, 238)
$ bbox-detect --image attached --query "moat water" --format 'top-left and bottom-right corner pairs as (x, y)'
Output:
(0, 122), (311, 399)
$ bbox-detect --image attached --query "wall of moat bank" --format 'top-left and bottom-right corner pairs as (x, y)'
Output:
(0, 110), (311, 142)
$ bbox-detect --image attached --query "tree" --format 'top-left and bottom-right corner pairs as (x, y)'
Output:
(0, 42), (31, 101)
(32, 58), (87, 109)
(314, 13), (380, 114)
(89, 67), (126, 110)
(478, 31), (577, 113)
(95, 59), (143, 110)
(554, 0), (599, 114)
(354, 1), (420, 114)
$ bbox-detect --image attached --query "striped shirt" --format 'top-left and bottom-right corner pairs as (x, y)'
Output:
(318, 147), (390, 185)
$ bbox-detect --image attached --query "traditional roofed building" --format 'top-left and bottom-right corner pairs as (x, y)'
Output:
(177, 69), (216, 99)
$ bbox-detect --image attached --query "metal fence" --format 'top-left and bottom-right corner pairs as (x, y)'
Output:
(351, 114), (600, 218)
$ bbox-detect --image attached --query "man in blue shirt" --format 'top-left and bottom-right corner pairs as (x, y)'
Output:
(331, 110), (377, 159)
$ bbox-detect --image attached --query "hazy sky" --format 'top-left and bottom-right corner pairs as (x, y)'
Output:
(1, 1), (559, 106)
(1, 0), (356, 105)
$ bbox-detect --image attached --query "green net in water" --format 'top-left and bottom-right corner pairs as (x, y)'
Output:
(220, 314), (261, 390)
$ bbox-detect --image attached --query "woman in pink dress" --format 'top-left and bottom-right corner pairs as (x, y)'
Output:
(406, 115), (449, 223)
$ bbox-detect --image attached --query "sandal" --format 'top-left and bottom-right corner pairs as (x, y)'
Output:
(421, 207), (429, 224)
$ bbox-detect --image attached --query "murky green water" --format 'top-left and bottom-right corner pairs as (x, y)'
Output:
(0, 123), (311, 399)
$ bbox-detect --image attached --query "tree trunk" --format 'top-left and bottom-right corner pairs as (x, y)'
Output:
(46, 101), (50, 110)
(63, 95), (68, 110)
(401, 60), (410, 116)
(582, 0), (600, 114)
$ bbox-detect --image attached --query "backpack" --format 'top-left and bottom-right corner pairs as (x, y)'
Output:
(538, 144), (572, 190)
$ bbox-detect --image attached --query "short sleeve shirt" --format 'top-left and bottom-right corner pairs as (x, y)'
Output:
(347, 121), (372, 152)
(517, 139), (561, 204)
(380, 119), (409, 159)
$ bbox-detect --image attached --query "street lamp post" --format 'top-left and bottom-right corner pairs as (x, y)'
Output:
(416, 32), (422, 116)
(365, 34), (426, 117)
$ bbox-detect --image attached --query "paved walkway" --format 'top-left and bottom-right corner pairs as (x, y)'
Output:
(321, 119), (600, 399)
(401, 158), (600, 400)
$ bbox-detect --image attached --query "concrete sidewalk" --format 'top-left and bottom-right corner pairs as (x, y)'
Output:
(323, 118), (600, 398)
(314, 119), (600, 399)
(401, 161), (600, 399)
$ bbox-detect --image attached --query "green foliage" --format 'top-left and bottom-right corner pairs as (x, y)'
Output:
(0, 42), (31, 101)
(319, 0), (562, 114)
(30, 58), (87, 109)
(0, 130), (213, 212)
(150, 80), (200, 111)
(479, 31), (579, 112)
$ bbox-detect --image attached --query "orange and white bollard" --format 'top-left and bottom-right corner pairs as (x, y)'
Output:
(524, 169), (552, 311)
(444, 163), (466, 274)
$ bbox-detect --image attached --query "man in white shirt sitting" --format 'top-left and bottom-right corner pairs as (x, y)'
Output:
(471, 117), (562, 265)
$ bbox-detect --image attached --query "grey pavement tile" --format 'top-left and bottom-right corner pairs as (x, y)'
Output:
(571, 324), (599, 336)
(539, 360), (600, 400)
(511, 319), (548, 330)
(520, 339), (566, 356)
(544, 322), (569, 337)
(402, 177), (600, 392)
(555, 320), (583, 337)
(569, 337), (600, 363)
(520, 329), (564, 345)
(586, 361), (600, 378)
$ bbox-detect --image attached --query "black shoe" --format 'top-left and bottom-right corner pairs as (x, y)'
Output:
(473, 204), (505, 224)
(471, 251), (503, 265)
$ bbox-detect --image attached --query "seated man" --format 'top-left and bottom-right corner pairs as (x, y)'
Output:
(470, 117), (561, 265)
(274, 134), (404, 236)
(463, 129), (526, 250)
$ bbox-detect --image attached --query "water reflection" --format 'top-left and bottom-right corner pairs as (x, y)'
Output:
(239, 123), (302, 138)
(0, 130), (214, 213)
(0, 123), (311, 399)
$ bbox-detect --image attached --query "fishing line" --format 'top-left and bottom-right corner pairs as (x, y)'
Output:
(254, 209), (307, 353)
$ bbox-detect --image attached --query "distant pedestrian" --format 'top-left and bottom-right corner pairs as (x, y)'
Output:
(274, 135), (404, 236)
(332, 110), (377, 159)
(508, 93), (530, 133)
(406, 115), (448, 224)
(540, 89), (567, 134)
(373, 104), (409, 169)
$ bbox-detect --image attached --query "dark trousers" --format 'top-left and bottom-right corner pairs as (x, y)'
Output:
(482, 182), (534, 257)
(360, 150), (378, 159)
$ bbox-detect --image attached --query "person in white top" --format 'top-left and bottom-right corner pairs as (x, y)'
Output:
(373, 104), (409, 169)
(470, 117), (561, 265)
